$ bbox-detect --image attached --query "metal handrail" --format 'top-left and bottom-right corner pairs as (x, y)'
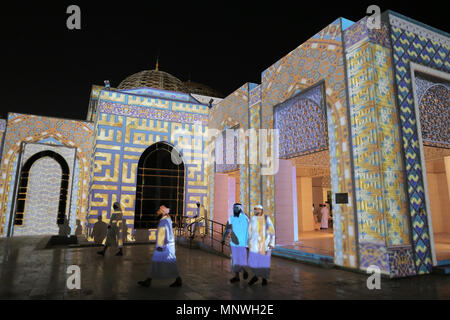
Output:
(175, 216), (230, 254)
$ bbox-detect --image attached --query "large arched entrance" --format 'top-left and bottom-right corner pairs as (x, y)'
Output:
(13, 150), (70, 235)
(134, 142), (185, 229)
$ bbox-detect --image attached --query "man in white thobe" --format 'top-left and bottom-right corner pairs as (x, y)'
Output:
(247, 205), (275, 286)
(138, 205), (182, 288)
(320, 203), (329, 229)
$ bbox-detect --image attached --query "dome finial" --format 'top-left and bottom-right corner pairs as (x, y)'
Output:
(155, 49), (160, 71)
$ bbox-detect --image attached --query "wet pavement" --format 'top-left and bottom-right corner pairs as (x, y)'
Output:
(1, 236), (450, 299)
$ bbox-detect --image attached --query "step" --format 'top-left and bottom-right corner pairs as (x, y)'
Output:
(433, 265), (450, 275)
(45, 235), (78, 248)
(272, 246), (334, 267)
(437, 259), (450, 267)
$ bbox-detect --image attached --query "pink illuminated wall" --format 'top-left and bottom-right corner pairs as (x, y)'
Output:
(274, 159), (298, 245)
(214, 173), (230, 225)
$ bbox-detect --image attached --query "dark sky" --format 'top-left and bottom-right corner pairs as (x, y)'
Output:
(0, 1), (448, 121)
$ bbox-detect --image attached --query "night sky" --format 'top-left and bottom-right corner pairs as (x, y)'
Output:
(0, 1), (448, 121)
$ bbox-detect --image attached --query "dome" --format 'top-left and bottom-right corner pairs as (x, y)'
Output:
(183, 80), (224, 98)
(117, 69), (188, 93)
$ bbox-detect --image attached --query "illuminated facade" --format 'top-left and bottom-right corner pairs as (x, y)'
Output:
(0, 11), (448, 278)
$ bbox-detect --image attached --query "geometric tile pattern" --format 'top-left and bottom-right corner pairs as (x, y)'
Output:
(208, 83), (250, 131)
(415, 76), (450, 148)
(99, 102), (208, 126)
(13, 157), (62, 236)
(389, 11), (450, 274)
(90, 90), (209, 241)
(346, 39), (410, 246)
(344, 15), (416, 277)
(249, 84), (261, 106)
(12, 143), (77, 236)
(344, 16), (369, 49)
(30, 136), (79, 234)
(274, 85), (328, 158)
(359, 242), (390, 274)
(388, 246), (417, 278)
(260, 18), (357, 268)
(0, 114), (94, 236)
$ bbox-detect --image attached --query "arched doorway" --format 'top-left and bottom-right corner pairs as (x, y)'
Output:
(13, 150), (70, 235)
(134, 142), (185, 229)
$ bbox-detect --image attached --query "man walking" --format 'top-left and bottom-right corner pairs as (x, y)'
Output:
(247, 205), (275, 286)
(222, 203), (249, 283)
(138, 205), (182, 288)
(97, 202), (123, 256)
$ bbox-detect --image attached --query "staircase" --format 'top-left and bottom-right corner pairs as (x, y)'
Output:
(175, 217), (231, 258)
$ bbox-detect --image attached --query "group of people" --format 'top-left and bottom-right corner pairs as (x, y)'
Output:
(221, 203), (275, 286)
(313, 203), (331, 230)
(57, 218), (85, 237)
(94, 201), (276, 288)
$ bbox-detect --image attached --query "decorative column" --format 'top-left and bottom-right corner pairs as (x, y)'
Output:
(344, 16), (415, 277)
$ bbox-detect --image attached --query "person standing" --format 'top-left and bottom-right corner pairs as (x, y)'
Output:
(221, 203), (249, 283)
(75, 219), (83, 236)
(138, 205), (182, 288)
(247, 205), (275, 286)
(97, 202), (123, 256)
(122, 218), (128, 244)
(58, 217), (71, 237)
(92, 215), (108, 245)
(313, 204), (321, 230)
(189, 202), (201, 239)
(320, 203), (329, 230)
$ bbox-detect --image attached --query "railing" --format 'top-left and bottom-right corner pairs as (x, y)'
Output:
(175, 216), (230, 255)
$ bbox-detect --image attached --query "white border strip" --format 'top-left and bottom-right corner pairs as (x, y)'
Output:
(389, 14), (450, 48)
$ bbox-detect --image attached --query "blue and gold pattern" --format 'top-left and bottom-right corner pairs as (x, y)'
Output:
(389, 11), (450, 274)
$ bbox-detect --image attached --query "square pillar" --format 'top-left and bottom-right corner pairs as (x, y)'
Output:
(297, 176), (314, 233)
(213, 173), (229, 225)
(275, 159), (298, 244)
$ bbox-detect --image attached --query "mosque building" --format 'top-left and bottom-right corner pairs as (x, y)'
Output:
(0, 10), (448, 278)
